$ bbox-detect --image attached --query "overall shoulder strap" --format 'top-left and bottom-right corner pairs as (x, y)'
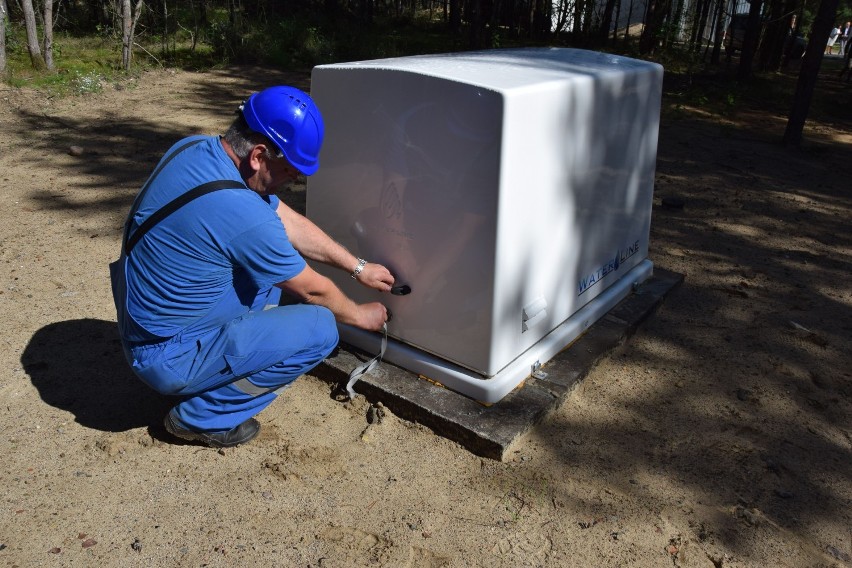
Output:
(124, 179), (247, 255)
(122, 138), (206, 249)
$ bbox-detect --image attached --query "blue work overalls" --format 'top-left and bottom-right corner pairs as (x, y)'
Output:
(110, 139), (338, 433)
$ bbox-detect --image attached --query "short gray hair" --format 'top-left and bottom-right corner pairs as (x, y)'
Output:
(223, 113), (281, 161)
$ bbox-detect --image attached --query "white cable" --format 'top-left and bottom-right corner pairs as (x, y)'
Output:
(345, 323), (387, 400)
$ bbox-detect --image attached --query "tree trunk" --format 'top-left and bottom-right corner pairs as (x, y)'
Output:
(735, 0), (763, 81)
(121, 0), (132, 69)
(189, 0), (202, 52)
(757, 0), (784, 70)
(687, 0), (704, 50)
(551, 0), (570, 34)
(582, 0), (595, 38)
(597, 0), (618, 45)
(449, 0), (460, 32)
(43, 0), (54, 70)
(640, 0), (671, 53)
(783, 0), (840, 146)
(121, 0), (144, 70)
(613, 0), (621, 42)
(21, 0), (46, 69)
(468, 0), (483, 46)
(573, 0), (585, 40)
(161, 0), (169, 59)
(709, 0), (724, 63)
(0, 0), (7, 74)
(623, 0), (635, 44)
(668, 0), (684, 48)
(768, 0), (797, 70)
(692, 0), (711, 52)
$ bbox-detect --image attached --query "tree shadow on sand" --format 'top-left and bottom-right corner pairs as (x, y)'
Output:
(23, 318), (172, 432)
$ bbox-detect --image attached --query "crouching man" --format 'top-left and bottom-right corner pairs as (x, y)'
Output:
(110, 86), (393, 447)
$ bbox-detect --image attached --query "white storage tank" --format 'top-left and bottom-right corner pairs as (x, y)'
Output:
(307, 47), (662, 403)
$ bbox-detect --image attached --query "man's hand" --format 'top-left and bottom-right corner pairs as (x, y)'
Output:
(276, 201), (395, 294)
(355, 302), (390, 331)
(355, 262), (394, 292)
(279, 266), (390, 332)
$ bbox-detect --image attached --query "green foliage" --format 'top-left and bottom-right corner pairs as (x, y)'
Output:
(661, 56), (852, 128)
(206, 19), (242, 63)
(3, 17), (20, 52)
(273, 20), (336, 65)
(654, 21), (680, 43)
(662, 66), (800, 119)
(201, 12), (461, 70)
(725, 92), (736, 106)
(2, 29), (141, 94)
(2, 0), (847, 130)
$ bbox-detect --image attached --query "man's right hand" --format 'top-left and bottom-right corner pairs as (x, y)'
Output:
(279, 266), (389, 332)
(356, 302), (389, 331)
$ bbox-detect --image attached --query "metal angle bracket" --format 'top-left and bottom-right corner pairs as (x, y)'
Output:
(531, 360), (548, 380)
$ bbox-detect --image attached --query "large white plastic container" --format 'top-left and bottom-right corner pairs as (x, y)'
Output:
(307, 48), (662, 403)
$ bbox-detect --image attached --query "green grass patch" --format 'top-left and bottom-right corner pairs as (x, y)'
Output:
(4, 31), (134, 94)
(2, 28), (216, 95)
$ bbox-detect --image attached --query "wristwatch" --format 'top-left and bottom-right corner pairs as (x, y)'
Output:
(351, 258), (367, 279)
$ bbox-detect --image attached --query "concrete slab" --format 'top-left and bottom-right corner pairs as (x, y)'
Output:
(313, 268), (684, 461)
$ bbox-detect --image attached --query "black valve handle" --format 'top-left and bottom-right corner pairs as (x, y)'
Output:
(391, 285), (411, 296)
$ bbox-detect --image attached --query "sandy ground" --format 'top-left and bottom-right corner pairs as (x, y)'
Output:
(0, 64), (850, 568)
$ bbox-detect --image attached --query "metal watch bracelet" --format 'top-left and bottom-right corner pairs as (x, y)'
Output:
(351, 258), (367, 279)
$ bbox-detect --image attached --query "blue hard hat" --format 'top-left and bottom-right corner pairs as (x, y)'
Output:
(242, 86), (324, 176)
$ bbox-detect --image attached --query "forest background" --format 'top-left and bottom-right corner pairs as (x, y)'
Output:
(1, 0), (852, 146)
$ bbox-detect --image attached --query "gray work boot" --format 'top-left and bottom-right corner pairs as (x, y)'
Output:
(164, 410), (260, 448)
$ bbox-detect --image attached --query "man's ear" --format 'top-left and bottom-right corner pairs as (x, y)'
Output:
(247, 144), (267, 172)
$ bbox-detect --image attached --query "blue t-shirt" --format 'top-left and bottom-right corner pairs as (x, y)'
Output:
(124, 135), (306, 337)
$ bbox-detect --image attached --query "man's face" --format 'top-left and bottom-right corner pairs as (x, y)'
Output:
(254, 147), (301, 195)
